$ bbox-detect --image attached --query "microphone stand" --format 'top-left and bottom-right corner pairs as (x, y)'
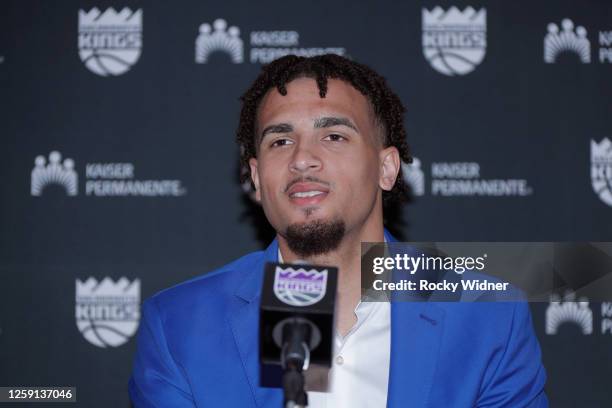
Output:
(281, 320), (311, 408)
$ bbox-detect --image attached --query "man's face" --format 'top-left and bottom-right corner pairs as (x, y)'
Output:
(249, 77), (398, 250)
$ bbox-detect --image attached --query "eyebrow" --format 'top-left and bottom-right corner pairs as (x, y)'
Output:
(314, 116), (359, 133)
(258, 116), (359, 145)
(260, 123), (293, 141)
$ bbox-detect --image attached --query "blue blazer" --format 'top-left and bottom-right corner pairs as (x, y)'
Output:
(129, 231), (548, 407)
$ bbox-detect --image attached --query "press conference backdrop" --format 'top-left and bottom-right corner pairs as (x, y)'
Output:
(0, 0), (610, 406)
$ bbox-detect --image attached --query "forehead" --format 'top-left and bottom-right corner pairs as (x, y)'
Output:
(256, 77), (375, 127)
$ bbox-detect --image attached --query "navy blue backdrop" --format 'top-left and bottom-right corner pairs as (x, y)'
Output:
(1, 0), (611, 406)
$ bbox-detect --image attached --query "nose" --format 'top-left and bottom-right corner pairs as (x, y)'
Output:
(289, 140), (322, 173)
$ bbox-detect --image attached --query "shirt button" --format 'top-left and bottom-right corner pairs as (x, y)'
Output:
(336, 355), (344, 365)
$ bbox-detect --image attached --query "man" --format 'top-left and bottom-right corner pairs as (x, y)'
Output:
(129, 54), (547, 407)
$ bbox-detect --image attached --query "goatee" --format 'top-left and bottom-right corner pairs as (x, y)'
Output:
(285, 219), (346, 258)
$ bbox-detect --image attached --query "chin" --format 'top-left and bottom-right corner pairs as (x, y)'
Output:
(296, 205), (333, 218)
(284, 217), (347, 257)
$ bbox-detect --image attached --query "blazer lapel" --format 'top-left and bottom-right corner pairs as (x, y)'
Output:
(387, 301), (445, 408)
(384, 229), (445, 408)
(227, 240), (283, 408)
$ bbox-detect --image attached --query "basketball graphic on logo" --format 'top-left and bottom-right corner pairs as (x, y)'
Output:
(424, 48), (486, 76)
(80, 49), (141, 77)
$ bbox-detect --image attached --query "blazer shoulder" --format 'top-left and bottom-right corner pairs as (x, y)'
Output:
(146, 250), (265, 313)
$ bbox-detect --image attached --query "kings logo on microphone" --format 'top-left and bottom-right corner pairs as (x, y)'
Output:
(273, 266), (328, 307)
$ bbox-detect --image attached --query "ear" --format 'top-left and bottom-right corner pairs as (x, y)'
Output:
(249, 157), (262, 202)
(379, 146), (400, 191)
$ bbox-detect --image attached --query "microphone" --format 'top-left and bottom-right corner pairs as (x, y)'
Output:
(259, 261), (338, 407)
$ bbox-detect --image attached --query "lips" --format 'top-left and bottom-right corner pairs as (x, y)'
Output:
(287, 182), (330, 206)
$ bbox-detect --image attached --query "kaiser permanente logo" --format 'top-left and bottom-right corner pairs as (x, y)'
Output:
(401, 158), (425, 196)
(591, 138), (612, 207)
(545, 292), (612, 336)
(31, 152), (78, 196)
(544, 18), (612, 64)
(195, 19), (243, 63)
(78, 7), (143, 76)
(76, 277), (140, 348)
(402, 157), (533, 197)
(195, 18), (346, 64)
(30, 151), (187, 197)
(422, 6), (487, 76)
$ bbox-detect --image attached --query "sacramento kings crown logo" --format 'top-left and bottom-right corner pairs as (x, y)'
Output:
(31, 151), (78, 196)
(545, 292), (593, 335)
(273, 266), (327, 307)
(591, 138), (612, 207)
(544, 19), (590, 64)
(195, 18), (243, 64)
(78, 8), (143, 76)
(422, 6), (487, 76)
(75, 277), (140, 348)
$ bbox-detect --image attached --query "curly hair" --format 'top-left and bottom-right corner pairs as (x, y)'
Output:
(237, 54), (412, 206)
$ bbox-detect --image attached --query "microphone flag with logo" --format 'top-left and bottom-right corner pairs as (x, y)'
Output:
(259, 262), (337, 390)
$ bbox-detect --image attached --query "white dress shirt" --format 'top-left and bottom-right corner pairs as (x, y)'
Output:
(277, 249), (391, 408)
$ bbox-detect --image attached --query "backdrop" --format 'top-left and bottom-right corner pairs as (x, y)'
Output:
(1, 0), (611, 406)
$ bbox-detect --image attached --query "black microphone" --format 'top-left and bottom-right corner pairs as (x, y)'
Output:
(259, 261), (338, 407)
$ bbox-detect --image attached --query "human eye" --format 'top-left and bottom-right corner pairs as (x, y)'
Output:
(323, 133), (347, 142)
(270, 138), (294, 148)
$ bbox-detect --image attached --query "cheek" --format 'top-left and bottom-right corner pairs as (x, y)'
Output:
(344, 149), (380, 179)
(334, 155), (379, 197)
(258, 166), (284, 201)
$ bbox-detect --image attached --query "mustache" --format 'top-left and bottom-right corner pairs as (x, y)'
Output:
(284, 176), (331, 193)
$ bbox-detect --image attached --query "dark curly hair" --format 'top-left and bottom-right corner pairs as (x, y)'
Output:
(237, 54), (412, 206)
